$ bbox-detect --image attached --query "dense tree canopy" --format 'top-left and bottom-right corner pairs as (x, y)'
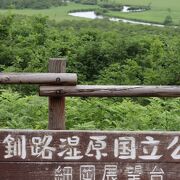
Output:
(0, 14), (179, 130)
(0, 0), (66, 9)
(0, 14), (179, 85)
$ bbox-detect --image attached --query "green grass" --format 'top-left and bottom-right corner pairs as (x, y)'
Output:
(107, 0), (180, 25)
(0, 1), (179, 25)
(0, 3), (98, 21)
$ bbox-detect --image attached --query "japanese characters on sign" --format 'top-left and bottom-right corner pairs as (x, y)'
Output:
(52, 164), (165, 180)
(0, 131), (179, 179)
(1, 132), (180, 161)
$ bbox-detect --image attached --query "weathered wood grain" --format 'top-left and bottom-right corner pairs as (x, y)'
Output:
(39, 85), (180, 97)
(0, 73), (77, 85)
(0, 162), (179, 180)
(0, 130), (180, 163)
(1, 130), (180, 179)
(48, 59), (66, 130)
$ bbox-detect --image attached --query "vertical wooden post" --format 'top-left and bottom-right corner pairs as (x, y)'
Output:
(48, 58), (66, 130)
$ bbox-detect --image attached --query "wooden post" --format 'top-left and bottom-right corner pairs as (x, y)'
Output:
(48, 58), (66, 130)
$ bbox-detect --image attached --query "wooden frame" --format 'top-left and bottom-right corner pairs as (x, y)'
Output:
(0, 58), (180, 179)
(0, 73), (77, 85)
(39, 85), (180, 97)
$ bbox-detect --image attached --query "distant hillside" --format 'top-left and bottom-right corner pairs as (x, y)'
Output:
(0, 0), (67, 9)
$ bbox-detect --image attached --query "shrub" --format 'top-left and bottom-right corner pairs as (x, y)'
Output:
(164, 15), (173, 25)
(98, 3), (123, 11)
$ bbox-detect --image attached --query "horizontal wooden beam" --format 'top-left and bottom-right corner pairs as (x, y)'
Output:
(0, 73), (77, 85)
(39, 85), (180, 97)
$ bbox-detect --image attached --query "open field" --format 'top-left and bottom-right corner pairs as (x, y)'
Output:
(0, 1), (179, 25)
(108, 0), (180, 25)
(0, 3), (98, 22)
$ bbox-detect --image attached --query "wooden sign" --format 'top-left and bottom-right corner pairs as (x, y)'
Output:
(0, 130), (180, 179)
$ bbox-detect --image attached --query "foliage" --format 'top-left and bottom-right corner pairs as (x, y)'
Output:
(67, 97), (180, 131)
(127, 5), (150, 11)
(94, 8), (108, 15)
(0, 14), (179, 130)
(79, 0), (97, 5)
(98, 2), (123, 11)
(0, 91), (48, 129)
(0, 14), (179, 86)
(163, 15), (173, 26)
(0, 91), (179, 131)
(0, 0), (67, 9)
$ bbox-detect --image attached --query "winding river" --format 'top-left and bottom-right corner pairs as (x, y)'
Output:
(69, 11), (165, 28)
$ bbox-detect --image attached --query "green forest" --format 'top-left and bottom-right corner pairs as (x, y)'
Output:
(0, 14), (179, 130)
(0, 0), (66, 9)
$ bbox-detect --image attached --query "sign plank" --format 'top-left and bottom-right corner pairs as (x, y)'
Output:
(0, 130), (180, 179)
(0, 162), (179, 180)
(0, 130), (180, 163)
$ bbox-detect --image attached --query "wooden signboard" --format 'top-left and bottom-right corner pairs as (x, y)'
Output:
(0, 130), (180, 179)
